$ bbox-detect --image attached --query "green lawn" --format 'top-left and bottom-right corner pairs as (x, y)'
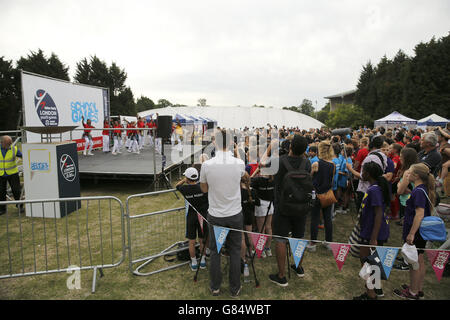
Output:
(0, 180), (449, 300)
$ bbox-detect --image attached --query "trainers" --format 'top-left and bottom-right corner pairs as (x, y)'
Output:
(190, 262), (198, 271)
(374, 288), (384, 297)
(353, 292), (377, 300)
(210, 288), (220, 296)
(323, 243), (332, 251)
(264, 247), (272, 257)
(200, 260), (207, 269)
(401, 284), (424, 299)
(88, 152), (94, 156)
(231, 286), (242, 298)
(260, 250), (267, 258)
(205, 248), (211, 257)
(393, 261), (410, 271)
(269, 273), (288, 287)
(112, 152), (117, 155)
(290, 264), (305, 277)
(393, 287), (419, 300)
(306, 243), (317, 252)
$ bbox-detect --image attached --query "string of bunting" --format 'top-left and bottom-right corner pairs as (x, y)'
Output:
(187, 200), (450, 282)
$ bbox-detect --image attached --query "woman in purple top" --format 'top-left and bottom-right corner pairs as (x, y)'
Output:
(354, 161), (391, 300)
(394, 163), (436, 300)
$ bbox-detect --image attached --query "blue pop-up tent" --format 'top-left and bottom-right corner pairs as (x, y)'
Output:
(173, 113), (194, 125)
(417, 114), (448, 127)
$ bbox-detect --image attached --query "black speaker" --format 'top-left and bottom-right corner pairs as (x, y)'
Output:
(156, 115), (173, 139)
(207, 121), (214, 129)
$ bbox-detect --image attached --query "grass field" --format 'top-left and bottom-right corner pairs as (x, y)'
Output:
(0, 179), (449, 300)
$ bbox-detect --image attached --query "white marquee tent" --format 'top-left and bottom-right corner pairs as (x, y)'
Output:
(137, 106), (324, 130)
(374, 111), (417, 129)
(417, 113), (448, 127)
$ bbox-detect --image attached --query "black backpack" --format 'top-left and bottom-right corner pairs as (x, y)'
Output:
(280, 156), (314, 216)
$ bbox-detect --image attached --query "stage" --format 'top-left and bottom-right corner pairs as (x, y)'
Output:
(78, 143), (205, 181)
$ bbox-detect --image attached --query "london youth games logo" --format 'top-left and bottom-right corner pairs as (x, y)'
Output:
(60, 154), (76, 182)
(34, 89), (59, 126)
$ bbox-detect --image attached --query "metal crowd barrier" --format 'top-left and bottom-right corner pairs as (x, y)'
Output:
(0, 196), (126, 293)
(126, 189), (193, 276)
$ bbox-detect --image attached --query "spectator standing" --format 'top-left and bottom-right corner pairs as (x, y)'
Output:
(0, 136), (23, 214)
(200, 129), (247, 297)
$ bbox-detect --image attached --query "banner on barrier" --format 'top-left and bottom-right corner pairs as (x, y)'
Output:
(213, 226), (229, 253)
(330, 243), (351, 271)
(427, 250), (450, 282)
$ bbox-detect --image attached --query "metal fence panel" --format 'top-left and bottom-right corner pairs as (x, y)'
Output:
(0, 196), (125, 292)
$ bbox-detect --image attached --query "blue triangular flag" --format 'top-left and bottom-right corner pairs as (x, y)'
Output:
(376, 247), (399, 279)
(213, 226), (230, 254)
(289, 239), (309, 268)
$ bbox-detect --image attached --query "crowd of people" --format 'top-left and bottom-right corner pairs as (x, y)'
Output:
(173, 122), (450, 299)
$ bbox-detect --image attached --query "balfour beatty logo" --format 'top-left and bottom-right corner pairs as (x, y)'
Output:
(383, 249), (396, 268)
(34, 89), (59, 126)
(294, 241), (306, 258)
(337, 246), (349, 262)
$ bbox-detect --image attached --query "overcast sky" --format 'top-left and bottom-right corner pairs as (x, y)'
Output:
(1, 0), (449, 111)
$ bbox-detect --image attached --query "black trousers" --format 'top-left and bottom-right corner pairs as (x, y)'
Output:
(0, 173), (22, 212)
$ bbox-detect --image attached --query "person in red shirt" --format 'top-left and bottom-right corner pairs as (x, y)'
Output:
(148, 118), (156, 147)
(81, 115), (94, 156)
(111, 120), (123, 155)
(137, 117), (146, 150)
(354, 137), (369, 172)
(102, 119), (111, 153)
(128, 121), (140, 154)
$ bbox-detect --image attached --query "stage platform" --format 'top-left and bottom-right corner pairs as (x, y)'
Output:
(78, 143), (205, 180)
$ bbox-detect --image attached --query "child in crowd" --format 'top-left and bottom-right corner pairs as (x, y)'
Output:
(176, 167), (209, 271)
(353, 161), (391, 300)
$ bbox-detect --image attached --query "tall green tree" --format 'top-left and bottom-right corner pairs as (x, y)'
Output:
(74, 56), (135, 116)
(299, 99), (314, 116)
(325, 104), (372, 129)
(16, 49), (69, 81)
(136, 95), (155, 113)
(156, 99), (172, 108)
(0, 57), (20, 130)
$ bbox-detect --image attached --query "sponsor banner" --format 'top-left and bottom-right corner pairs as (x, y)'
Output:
(289, 239), (308, 268)
(330, 243), (351, 271)
(426, 250), (450, 282)
(376, 247), (399, 280)
(251, 233), (268, 258)
(213, 226), (230, 254)
(21, 71), (108, 143)
(73, 136), (103, 152)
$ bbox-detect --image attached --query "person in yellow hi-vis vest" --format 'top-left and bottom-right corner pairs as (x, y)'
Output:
(0, 136), (23, 215)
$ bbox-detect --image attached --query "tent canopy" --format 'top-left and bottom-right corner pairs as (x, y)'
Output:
(374, 111), (417, 127)
(137, 106), (323, 130)
(417, 113), (448, 127)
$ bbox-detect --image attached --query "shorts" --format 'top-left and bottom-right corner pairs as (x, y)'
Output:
(255, 200), (274, 217)
(273, 211), (307, 242)
(413, 233), (427, 255)
(186, 212), (207, 240)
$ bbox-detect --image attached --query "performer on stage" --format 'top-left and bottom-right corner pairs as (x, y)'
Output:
(102, 118), (111, 153)
(128, 121), (140, 154)
(81, 116), (94, 156)
(137, 117), (145, 150)
(111, 120), (123, 155)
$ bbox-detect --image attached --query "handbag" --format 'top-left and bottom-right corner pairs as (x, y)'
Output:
(316, 163), (337, 208)
(317, 189), (337, 208)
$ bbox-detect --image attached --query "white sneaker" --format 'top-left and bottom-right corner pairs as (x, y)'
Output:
(83, 150), (87, 156)
(88, 152), (94, 156)
(265, 248), (272, 257)
(112, 152), (117, 155)
(117, 151), (122, 154)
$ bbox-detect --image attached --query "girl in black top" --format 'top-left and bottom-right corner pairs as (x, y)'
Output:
(309, 140), (336, 251)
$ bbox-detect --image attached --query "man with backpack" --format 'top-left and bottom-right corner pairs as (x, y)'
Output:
(269, 134), (313, 287)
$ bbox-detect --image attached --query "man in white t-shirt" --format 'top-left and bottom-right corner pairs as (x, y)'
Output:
(200, 129), (247, 297)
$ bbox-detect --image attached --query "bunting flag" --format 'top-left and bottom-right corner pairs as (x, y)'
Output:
(330, 243), (351, 271)
(213, 226), (230, 254)
(289, 239), (308, 268)
(376, 247), (399, 280)
(251, 233), (268, 258)
(197, 213), (204, 233)
(426, 250), (450, 282)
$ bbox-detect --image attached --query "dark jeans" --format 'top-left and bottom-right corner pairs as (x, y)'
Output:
(310, 200), (333, 242)
(0, 173), (21, 212)
(207, 212), (243, 294)
(355, 191), (364, 214)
